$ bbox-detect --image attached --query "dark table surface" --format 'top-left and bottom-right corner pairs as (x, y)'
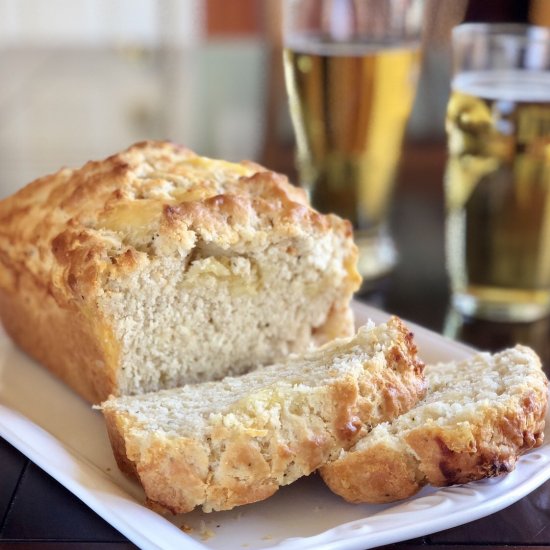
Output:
(1, 142), (549, 549)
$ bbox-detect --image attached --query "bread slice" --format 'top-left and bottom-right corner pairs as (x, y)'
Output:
(320, 346), (548, 504)
(0, 141), (360, 403)
(100, 317), (426, 513)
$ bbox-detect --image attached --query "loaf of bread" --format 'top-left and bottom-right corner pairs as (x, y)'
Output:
(320, 346), (548, 504)
(0, 141), (361, 403)
(100, 317), (426, 513)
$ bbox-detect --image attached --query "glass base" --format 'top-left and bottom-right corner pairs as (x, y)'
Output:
(452, 286), (550, 322)
(355, 229), (398, 282)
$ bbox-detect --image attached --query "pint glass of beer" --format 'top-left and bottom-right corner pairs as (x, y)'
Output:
(282, 0), (423, 280)
(446, 24), (550, 322)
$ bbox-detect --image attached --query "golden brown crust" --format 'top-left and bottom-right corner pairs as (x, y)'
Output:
(0, 141), (360, 402)
(102, 409), (139, 479)
(320, 443), (421, 503)
(405, 391), (547, 487)
(355, 318), (427, 429)
(135, 437), (211, 515)
(0, 141), (356, 301)
(0, 275), (119, 404)
(320, 346), (548, 504)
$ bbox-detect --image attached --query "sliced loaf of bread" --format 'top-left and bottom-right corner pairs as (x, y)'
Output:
(320, 345), (548, 504)
(0, 141), (360, 403)
(100, 317), (426, 513)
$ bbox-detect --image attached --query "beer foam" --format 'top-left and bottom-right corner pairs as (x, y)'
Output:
(285, 35), (418, 57)
(453, 70), (550, 102)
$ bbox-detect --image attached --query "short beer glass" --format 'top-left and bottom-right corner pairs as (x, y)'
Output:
(283, 0), (423, 280)
(446, 24), (550, 322)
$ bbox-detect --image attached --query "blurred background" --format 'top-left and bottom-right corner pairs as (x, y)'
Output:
(1, 0), (548, 196)
(1, 0), (550, 348)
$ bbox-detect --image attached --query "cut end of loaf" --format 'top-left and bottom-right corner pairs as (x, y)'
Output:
(100, 230), (357, 396)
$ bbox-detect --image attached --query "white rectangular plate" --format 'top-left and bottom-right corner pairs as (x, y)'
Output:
(0, 301), (549, 550)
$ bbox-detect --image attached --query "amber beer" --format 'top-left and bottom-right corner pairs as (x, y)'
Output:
(284, 40), (419, 275)
(446, 70), (550, 320)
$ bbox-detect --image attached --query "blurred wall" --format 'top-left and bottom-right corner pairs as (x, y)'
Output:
(0, 0), (543, 197)
(0, 0), (266, 196)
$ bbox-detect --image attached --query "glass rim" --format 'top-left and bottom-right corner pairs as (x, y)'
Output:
(452, 23), (550, 44)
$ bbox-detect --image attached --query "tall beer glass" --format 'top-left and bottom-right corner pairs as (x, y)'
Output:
(283, 0), (423, 280)
(446, 24), (550, 322)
